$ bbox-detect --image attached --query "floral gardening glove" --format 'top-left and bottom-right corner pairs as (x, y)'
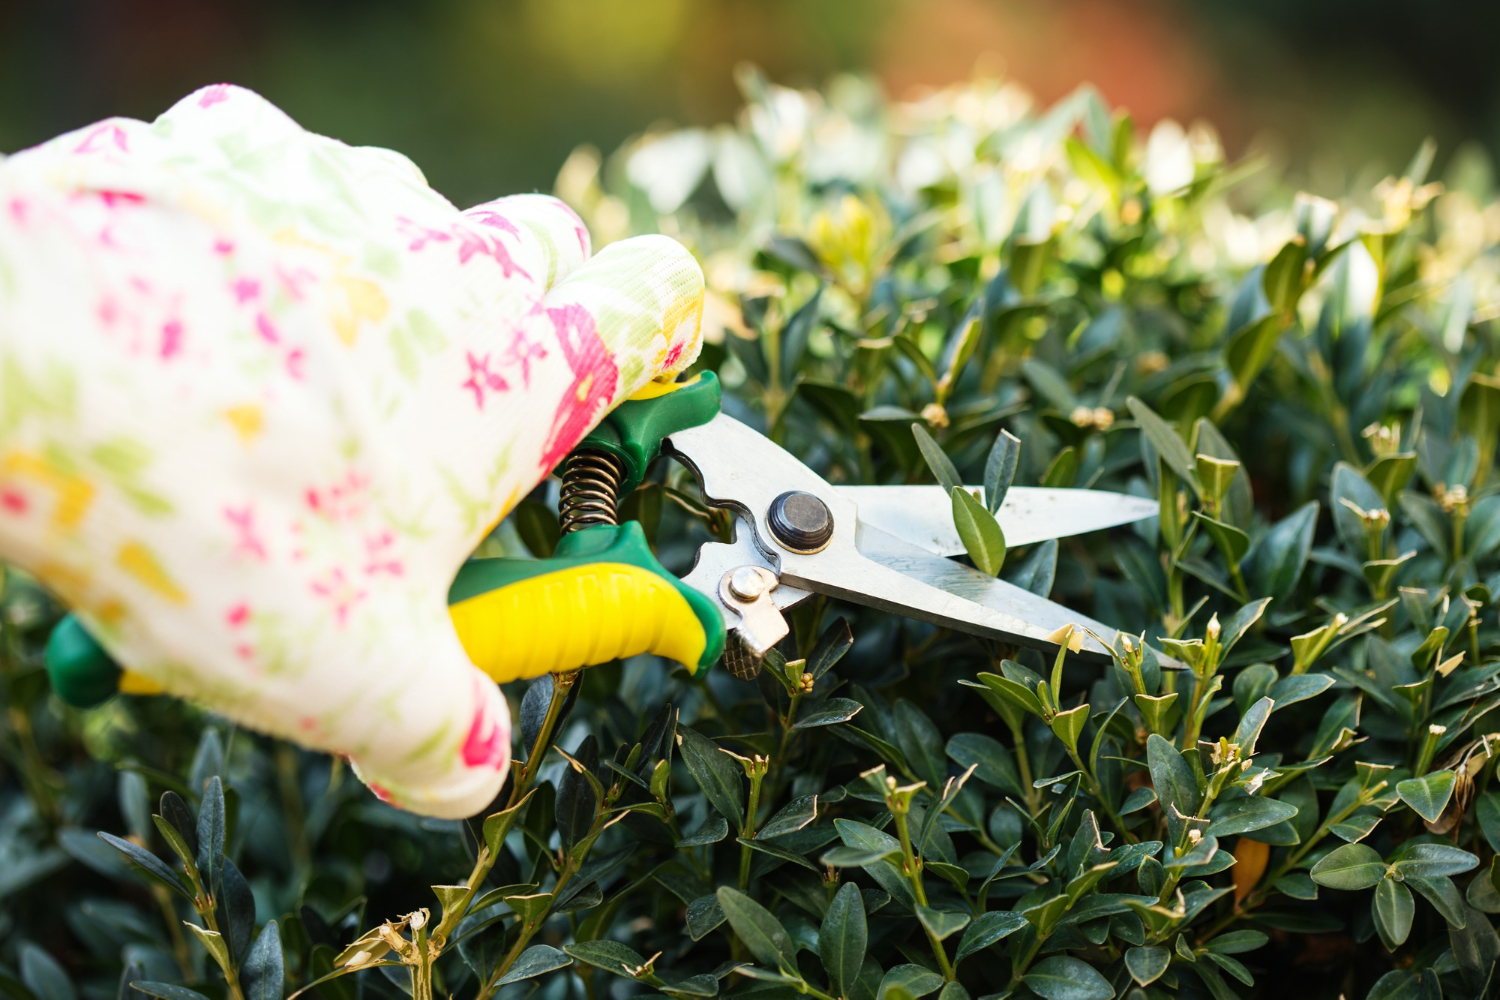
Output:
(0, 86), (704, 817)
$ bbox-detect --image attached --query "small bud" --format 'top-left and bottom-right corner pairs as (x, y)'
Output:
(1361, 421), (1402, 457)
(1137, 350), (1169, 375)
(1429, 724), (1448, 736)
(1439, 483), (1470, 513)
(1092, 407), (1115, 431)
(799, 671), (816, 693)
(1205, 614), (1221, 641)
(921, 402), (950, 429)
(1187, 828), (1203, 845)
(1070, 405), (1095, 428)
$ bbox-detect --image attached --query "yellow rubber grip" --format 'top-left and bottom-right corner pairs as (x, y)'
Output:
(447, 562), (709, 683)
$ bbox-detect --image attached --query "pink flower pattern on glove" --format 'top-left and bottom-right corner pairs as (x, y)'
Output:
(0, 86), (704, 818)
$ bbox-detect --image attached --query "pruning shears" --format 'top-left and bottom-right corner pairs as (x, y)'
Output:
(448, 371), (1160, 682)
(46, 371), (1162, 706)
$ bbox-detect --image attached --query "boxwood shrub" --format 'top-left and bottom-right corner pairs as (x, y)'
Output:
(5, 68), (1500, 1000)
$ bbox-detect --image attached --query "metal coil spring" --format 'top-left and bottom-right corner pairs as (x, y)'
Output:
(558, 449), (626, 533)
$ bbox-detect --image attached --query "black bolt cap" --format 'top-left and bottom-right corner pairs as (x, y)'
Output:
(767, 490), (834, 552)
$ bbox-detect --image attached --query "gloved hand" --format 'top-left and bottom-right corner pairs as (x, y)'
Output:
(0, 85), (704, 817)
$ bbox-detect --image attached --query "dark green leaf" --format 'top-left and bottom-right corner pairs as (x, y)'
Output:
(1389, 842), (1479, 878)
(1023, 955), (1114, 1000)
(131, 986), (211, 1000)
(1397, 771), (1456, 824)
(519, 675), (555, 757)
(679, 815), (729, 848)
(1406, 874), (1467, 927)
(1374, 878), (1415, 949)
(1125, 946), (1169, 987)
(564, 940), (648, 977)
(1450, 903), (1500, 991)
(912, 423), (961, 493)
(759, 795), (818, 839)
(220, 856), (254, 961)
(951, 486), (1006, 576)
(21, 944), (75, 1000)
(1206, 796), (1298, 837)
(1127, 397), (1200, 497)
(808, 619), (854, 680)
(946, 733), (1021, 797)
(196, 776), (225, 892)
(916, 905), (969, 941)
(793, 698), (864, 730)
(1309, 843), (1384, 889)
(894, 700), (946, 787)
(1478, 792), (1500, 853)
(717, 887), (796, 971)
(1232, 695), (1275, 756)
(496, 945), (572, 986)
(954, 910), (1027, 963)
(685, 895), (726, 940)
(1267, 673), (1335, 708)
(556, 734), (600, 848)
(876, 964), (944, 1000)
(1247, 502), (1318, 600)
(820, 882), (867, 997)
(1147, 734), (1200, 819)
(780, 288), (823, 384)
(1193, 511), (1249, 566)
(1004, 538), (1058, 597)
(678, 727), (745, 829)
(241, 922), (284, 1000)
(983, 430), (1021, 513)
(188, 728), (224, 796)
(97, 832), (191, 901)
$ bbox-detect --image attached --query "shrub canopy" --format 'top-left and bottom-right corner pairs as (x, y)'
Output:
(7, 69), (1500, 1000)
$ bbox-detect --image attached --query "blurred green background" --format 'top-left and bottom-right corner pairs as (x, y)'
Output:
(3, 0), (1497, 206)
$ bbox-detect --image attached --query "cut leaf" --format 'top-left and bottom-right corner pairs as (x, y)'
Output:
(951, 486), (1007, 576)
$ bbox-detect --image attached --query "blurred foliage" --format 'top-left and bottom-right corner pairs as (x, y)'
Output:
(12, 67), (1500, 1000)
(5, 0), (1500, 206)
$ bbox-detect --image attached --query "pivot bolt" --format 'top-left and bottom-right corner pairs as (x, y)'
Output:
(728, 565), (775, 601)
(767, 490), (834, 553)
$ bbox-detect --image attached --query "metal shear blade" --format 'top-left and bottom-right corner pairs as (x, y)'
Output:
(666, 412), (1147, 664)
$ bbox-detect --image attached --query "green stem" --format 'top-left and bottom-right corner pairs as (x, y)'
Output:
(475, 783), (619, 1000)
(1180, 677), (1209, 752)
(891, 808), (956, 980)
(1009, 935), (1043, 984)
(429, 671), (577, 953)
(1007, 719), (1040, 817)
(1228, 562), (1250, 603)
(739, 764), (765, 891)
(410, 919), (433, 1000)
(152, 884), (195, 981)
(1154, 784), (1220, 907)
(189, 869), (246, 1000)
